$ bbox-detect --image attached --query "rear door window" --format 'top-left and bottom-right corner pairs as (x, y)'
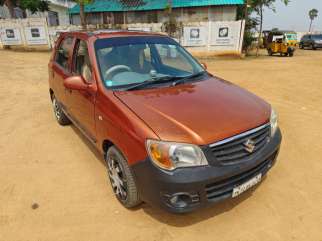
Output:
(55, 36), (74, 70)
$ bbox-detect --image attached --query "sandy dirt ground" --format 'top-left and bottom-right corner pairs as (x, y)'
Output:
(0, 49), (322, 241)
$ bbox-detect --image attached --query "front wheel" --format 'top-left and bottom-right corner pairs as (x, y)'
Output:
(105, 146), (141, 208)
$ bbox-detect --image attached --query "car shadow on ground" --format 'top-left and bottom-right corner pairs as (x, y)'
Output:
(70, 125), (106, 168)
(69, 124), (269, 227)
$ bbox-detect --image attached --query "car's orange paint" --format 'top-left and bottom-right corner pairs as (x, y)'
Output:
(48, 31), (271, 166)
(115, 77), (270, 145)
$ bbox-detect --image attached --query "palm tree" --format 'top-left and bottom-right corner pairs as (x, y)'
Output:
(73, 0), (93, 30)
(309, 9), (318, 32)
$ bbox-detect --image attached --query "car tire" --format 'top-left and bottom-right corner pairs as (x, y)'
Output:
(105, 146), (141, 208)
(312, 44), (317, 50)
(52, 95), (71, 126)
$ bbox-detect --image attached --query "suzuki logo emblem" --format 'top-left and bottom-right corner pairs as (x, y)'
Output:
(244, 139), (256, 153)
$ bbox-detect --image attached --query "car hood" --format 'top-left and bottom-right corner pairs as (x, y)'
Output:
(114, 76), (271, 145)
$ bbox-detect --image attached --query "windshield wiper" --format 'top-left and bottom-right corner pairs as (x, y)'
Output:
(172, 71), (207, 86)
(123, 71), (207, 91)
(123, 75), (182, 91)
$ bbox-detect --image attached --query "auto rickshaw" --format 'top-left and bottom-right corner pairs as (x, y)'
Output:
(267, 31), (297, 57)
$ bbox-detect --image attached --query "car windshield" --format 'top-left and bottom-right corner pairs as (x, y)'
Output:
(312, 35), (322, 40)
(95, 36), (204, 90)
(286, 34), (297, 40)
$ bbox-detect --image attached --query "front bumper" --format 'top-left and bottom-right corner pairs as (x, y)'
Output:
(131, 128), (282, 213)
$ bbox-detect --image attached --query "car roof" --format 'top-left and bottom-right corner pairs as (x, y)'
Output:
(62, 29), (167, 39)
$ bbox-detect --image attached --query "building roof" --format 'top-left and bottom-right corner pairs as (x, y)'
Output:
(69, 0), (244, 14)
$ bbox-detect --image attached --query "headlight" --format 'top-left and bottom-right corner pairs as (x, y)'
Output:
(146, 140), (208, 171)
(270, 107), (278, 137)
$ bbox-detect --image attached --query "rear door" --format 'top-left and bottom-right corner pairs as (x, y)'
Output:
(51, 35), (74, 109)
(66, 38), (97, 142)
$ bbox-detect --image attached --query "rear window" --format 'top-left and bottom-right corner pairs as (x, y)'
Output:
(312, 35), (322, 40)
(55, 36), (73, 70)
(301, 35), (309, 40)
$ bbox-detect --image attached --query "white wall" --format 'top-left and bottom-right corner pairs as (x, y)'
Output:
(26, 3), (70, 26)
(209, 6), (237, 21)
(49, 4), (70, 25)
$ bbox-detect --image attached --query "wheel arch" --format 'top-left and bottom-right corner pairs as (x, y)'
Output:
(49, 89), (54, 100)
(102, 139), (115, 155)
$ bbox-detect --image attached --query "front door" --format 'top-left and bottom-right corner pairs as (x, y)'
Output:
(67, 39), (97, 142)
(51, 36), (74, 109)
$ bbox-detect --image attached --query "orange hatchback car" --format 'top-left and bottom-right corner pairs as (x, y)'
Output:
(48, 30), (282, 213)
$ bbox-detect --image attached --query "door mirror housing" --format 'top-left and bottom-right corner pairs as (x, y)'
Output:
(64, 76), (88, 91)
(201, 62), (208, 70)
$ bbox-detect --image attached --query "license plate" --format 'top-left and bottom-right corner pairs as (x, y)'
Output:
(232, 173), (262, 198)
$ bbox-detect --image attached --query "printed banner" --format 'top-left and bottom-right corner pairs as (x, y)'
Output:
(183, 26), (207, 47)
(24, 26), (48, 45)
(210, 21), (242, 47)
(0, 27), (22, 45)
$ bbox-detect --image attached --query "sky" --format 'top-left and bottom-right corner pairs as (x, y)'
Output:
(262, 0), (322, 32)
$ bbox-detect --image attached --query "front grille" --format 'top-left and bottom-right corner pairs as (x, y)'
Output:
(205, 151), (277, 201)
(209, 124), (270, 164)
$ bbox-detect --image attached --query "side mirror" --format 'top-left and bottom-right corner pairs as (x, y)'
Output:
(64, 76), (88, 91)
(201, 62), (208, 70)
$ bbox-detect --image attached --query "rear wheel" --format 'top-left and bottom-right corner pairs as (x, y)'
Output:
(105, 146), (141, 208)
(52, 95), (71, 126)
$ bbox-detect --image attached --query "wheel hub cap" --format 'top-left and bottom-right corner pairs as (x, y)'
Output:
(107, 159), (127, 200)
(52, 99), (61, 120)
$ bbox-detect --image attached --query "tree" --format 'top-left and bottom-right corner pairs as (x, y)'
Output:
(237, 0), (258, 54)
(164, 0), (175, 37)
(252, 0), (289, 56)
(20, 0), (49, 14)
(0, 0), (16, 18)
(0, 0), (49, 18)
(73, 0), (93, 30)
(309, 9), (318, 32)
